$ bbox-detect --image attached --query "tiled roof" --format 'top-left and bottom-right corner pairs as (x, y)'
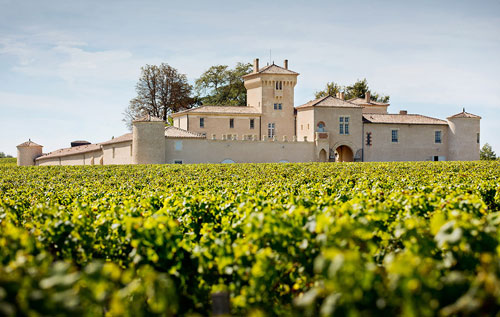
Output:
(171, 105), (261, 117)
(165, 126), (205, 138)
(133, 114), (164, 122)
(100, 133), (132, 145)
(242, 63), (299, 78)
(447, 110), (481, 119)
(296, 95), (362, 109)
(349, 97), (389, 106)
(36, 143), (102, 160)
(17, 140), (42, 147)
(363, 113), (447, 125)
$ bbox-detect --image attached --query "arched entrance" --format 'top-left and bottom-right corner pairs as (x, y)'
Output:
(331, 145), (354, 162)
(319, 149), (327, 162)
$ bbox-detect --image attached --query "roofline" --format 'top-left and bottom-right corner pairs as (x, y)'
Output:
(171, 107), (262, 118)
(363, 122), (448, 125)
(36, 146), (102, 160)
(296, 95), (362, 109)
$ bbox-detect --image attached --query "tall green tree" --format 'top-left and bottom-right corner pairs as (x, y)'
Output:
(123, 63), (194, 129)
(315, 78), (390, 103)
(195, 62), (252, 106)
(480, 143), (497, 160)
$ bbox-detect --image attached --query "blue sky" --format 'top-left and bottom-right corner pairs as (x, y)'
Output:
(1, 0), (499, 156)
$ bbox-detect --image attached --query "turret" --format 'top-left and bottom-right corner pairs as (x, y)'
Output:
(16, 139), (43, 166)
(447, 108), (481, 161)
(132, 115), (166, 164)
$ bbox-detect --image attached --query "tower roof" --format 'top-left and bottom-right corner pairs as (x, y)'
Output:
(17, 140), (42, 148)
(447, 109), (481, 119)
(242, 63), (299, 78)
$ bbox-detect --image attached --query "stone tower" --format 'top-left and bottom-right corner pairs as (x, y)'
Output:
(132, 115), (166, 164)
(243, 59), (298, 141)
(16, 140), (43, 166)
(447, 109), (481, 161)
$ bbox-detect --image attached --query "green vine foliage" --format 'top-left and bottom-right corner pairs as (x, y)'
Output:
(0, 162), (499, 316)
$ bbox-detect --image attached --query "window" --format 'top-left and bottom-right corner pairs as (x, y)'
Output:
(274, 103), (277, 110)
(435, 131), (442, 143)
(174, 160), (182, 164)
(275, 81), (283, 90)
(317, 122), (325, 132)
(250, 119), (255, 129)
(268, 123), (275, 138)
(366, 132), (372, 146)
(339, 116), (349, 135)
(229, 118), (234, 128)
(477, 133), (480, 144)
(175, 140), (183, 151)
(278, 103), (282, 110)
(391, 130), (399, 143)
(112, 147), (115, 158)
(199, 117), (204, 128)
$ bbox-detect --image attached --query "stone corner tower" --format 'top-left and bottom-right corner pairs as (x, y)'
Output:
(132, 115), (166, 164)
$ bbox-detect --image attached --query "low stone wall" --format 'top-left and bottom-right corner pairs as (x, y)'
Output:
(165, 138), (316, 164)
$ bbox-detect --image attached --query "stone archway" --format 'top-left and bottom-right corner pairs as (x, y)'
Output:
(333, 145), (354, 162)
(319, 149), (327, 162)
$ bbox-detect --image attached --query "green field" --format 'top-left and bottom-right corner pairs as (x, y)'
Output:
(1, 162), (500, 316)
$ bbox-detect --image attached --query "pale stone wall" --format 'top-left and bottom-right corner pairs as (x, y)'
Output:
(363, 123), (449, 161)
(165, 138), (315, 164)
(37, 150), (103, 166)
(132, 122), (165, 164)
(102, 142), (133, 165)
(17, 146), (42, 166)
(36, 157), (61, 166)
(296, 109), (315, 141)
(185, 115), (261, 140)
(447, 118), (480, 161)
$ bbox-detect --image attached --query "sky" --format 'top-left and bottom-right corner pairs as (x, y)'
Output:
(1, 0), (499, 157)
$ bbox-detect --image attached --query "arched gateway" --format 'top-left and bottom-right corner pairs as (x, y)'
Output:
(330, 145), (354, 162)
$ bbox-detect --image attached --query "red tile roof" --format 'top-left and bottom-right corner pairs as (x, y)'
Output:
(363, 113), (447, 125)
(296, 95), (362, 109)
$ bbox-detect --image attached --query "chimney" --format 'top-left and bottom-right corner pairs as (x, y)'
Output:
(284, 59), (288, 70)
(399, 110), (407, 115)
(340, 92), (345, 100)
(253, 58), (259, 73)
(365, 91), (371, 102)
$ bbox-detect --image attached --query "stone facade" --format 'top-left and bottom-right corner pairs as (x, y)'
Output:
(17, 59), (481, 166)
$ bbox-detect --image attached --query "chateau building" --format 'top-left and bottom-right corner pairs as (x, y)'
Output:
(17, 59), (481, 166)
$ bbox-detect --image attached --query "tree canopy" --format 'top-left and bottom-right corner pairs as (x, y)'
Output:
(123, 63), (194, 129)
(195, 62), (252, 106)
(315, 78), (390, 103)
(480, 143), (497, 160)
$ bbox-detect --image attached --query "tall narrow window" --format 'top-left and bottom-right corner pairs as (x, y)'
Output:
(477, 133), (480, 144)
(229, 118), (234, 129)
(278, 103), (282, 110)
(200, 117), (204, 128)
(391, 130), (399, 143)
(274, 103), (278, 110)
(268, 123), (275, 138)
(250, 119), (255, 129)
(276, 82), (279, 90)
(279, 81), (282, 90)
(339, 116), (349, 135)
(435, 130), (442, 143)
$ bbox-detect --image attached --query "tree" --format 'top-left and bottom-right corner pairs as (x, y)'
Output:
(480, 143), (497, 160)
(0, 152), (13, 158)
(195, 62), (252, 106)
(315, 78), (390, 103)
(123, 63), (194, 129)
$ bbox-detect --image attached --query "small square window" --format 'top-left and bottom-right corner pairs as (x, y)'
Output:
(174, 160), (182, 164)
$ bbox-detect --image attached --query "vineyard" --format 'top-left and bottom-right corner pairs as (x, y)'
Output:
(1, 161), (500, 316)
